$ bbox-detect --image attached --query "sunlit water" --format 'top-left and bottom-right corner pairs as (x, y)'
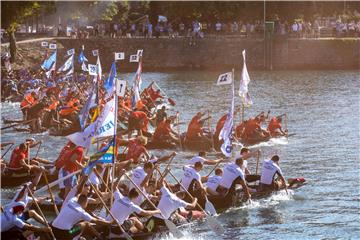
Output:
(1, 70), (359, 239)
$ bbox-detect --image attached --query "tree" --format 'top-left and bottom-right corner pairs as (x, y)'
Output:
(1, 1), (55, 63)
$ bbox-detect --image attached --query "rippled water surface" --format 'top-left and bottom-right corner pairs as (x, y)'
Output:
(1, 70), (359, 239)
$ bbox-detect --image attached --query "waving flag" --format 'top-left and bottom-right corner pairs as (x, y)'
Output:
(82, 138), (115, 175)
(58, 54), (74, 73)
(239, 50), (253, 106)
(104, 62), (116, 98)
(67, 98), (116, 148)
(217, 72), (232, 85)
(41, 51), (57, 71)
(78, 84), (96, 130)
(78, 50), (88, 63)
(132, 59), (142, 107)
(96, 55), (102, 79)
(219, 73), (235, 157)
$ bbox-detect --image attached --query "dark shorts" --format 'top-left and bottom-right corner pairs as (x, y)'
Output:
(51, 224), (81, 240)
(1, 226), (26, 240)
(19, 211), (30, 222)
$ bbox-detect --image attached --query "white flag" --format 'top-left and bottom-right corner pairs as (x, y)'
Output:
(239, 50), (253, 105)
(96, 55), (102, 78)
(116, 80), (127, 97)
(67, 49), (75, 56)
(92, 49), (99, 56)
(129, 54), (139, 62)
(219, 79), (235, 157)
(41, 42), (48, 47)
(217, 72), (232, 85)
(81, 61), (88, 72)
(88, 64), (97, 76)
(49, 43), (57, 49)
(137, 49), (143, 57)
(67, 98), (116, 148)
(115, 52), (125, 61)
(58, 55), (74, 72)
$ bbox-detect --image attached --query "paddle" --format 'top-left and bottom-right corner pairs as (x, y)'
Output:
(207, 110), (215, 150)
(43, 173), (59, 215)
(35, 169), (82, 195)
(89, 183), (133, 240)
(167, 170), (225, 236)
(34, 141), (42, 159)
(26, 186), (56, 239)
(1, 119), (35, 130)
(1, 142), (14, 158)
(205, 159), (223, 178)
(124, 173), (184, 239)
(255, 150), (260, 175)
(176, 113), (182, 150)
(153, 81), (176, 106)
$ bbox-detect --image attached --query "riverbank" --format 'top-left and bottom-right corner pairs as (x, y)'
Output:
(2, 37), (359, 72)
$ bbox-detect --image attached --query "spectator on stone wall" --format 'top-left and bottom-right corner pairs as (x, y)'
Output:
(215, 21), (222, 34)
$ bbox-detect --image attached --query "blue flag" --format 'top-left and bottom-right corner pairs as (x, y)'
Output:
(78, 50), (88, 63)
(82, 138), (115, 175)
(78, 84), (96, 130)
(104, 62), (116, 98)
(41, 51), (57, 71)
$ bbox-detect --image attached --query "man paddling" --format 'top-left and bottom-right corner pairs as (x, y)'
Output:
(267, 115), (287, 137)
(185, 112), (211, 141)
(259, 155), (288, 192)
(187, 151), (222, 165)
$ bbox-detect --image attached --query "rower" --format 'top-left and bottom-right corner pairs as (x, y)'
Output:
(7, 143), (45, 188)
(106, 188), (161, 235)
(259, 155), (287, 192)
(186, 112), (209, 141)
(187, 151), (222, 165)
(155, 106), (167, 125)
(205, 168), (223, 196)
(51, 194), (112, 240)
(236, 148), (261, 183)
(127, 110), (151, 138)
(1, 201), (50, 239)
(152, 118), (179, 146)
(125, 136), (150, 164)
(146, 175), (199, 232)
(129, 162), (155, 205)
(267, 115), (287, 137)
(216, 158), (251, 200)
(20, 91), (37, 120)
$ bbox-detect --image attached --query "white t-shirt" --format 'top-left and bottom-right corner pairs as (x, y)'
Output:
(187, 156), (205, 165)
(181, 166), (201, 191)
(131, 166), (147, 188)
(106, 190), (143, 224)
(260, 159), (283, 185)
(219, 163), (245, 189)
(241, 160), (248, 174)
(1, 210), (26, 232)
(52, 197), (94, 230)
(88, 171), (100, 186)
(206, 175), (222, 192)
(154, 186), (188, 219)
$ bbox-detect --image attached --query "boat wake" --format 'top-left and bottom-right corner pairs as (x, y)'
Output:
(248, 137), (289, 148)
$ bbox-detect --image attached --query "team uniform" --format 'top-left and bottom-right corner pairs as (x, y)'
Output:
(260, 159), (283, 190)
(58, 146), (84, 189)
(125, 140), (147, 163)
(218, 163), (245, 189)
(1, 202), (27, 239)
(187, 156), (206, 165)
(181, 166), (201, 191)
(206, 175), (222, 193)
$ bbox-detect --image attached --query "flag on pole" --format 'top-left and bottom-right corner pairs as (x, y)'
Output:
(78, 84), (96, 130)
(115, 52), (124, 61)
(67, 49), (75, 56)
(219, 74), (235, 157)
(78, 50), (88, 63)
(82, 138), (115, 175)
(96, 55), (102, 79)
(104, 62), (116, 98)
(132, 59), (142, 107)
(41, 51), (57, 71)
(58, 54), (74, 73)
(67, 98), (116, 148)
(217, 72), (233, 85)
(239, 50), (253, 106)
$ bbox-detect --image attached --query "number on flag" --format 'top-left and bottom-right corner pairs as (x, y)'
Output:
(41, 42), (48, 47)
(115, 52), (125, 61)
(92, 49), (99, 56)
(137, 49), (143, 57)
(67, 49), (75, 56)
(216, 72), (232, 86)
(88, 64), (98, 76)
(129, 54), (139, 62)
(49, 44), (57, 50)
(116, 80), (127, 97)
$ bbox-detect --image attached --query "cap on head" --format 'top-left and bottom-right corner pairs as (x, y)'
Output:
(271, 155), (280, 162)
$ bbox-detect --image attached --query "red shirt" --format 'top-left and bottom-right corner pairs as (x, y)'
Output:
(153, 120), (171, 140)
(55, 143), (72, 170)
(63, 146), (84, 173)
(126, 140), (147, 163)
(9, 147), (27, 169)
(267, 117), (281, 135)
(235, 122), (246, 138)
(130, 111), (149, 131)
(243, 118), (261, 138)
(186, 115), (202, 139)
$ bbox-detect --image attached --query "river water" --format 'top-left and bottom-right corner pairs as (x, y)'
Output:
(1, 70), (359, 239)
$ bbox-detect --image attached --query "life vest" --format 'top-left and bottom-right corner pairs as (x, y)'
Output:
(9, 147), (28, 169)
(186, 115), (202, 139)
(267, 117), (281, 136)
(20, 94), (36, 109)
(153, 120), (171, 140)
(126, 140), (146, 163)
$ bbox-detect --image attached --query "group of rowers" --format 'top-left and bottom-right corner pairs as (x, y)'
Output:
(2, 135), (288, 239)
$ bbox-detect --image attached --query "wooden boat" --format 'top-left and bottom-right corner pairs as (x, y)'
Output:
(180, 132), (213, 152)
(1, 169), (57, 188)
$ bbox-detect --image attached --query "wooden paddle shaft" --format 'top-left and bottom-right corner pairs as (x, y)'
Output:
(206, 160), (223, 177)
(255, 150), (260, 175)
(43, 173), (59, 215)
(26, 186), (56, 239)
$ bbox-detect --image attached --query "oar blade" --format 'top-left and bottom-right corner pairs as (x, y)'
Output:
(205, 200), (217, 216)
(206, 216), (225, 236)
(165, 219), (184, 239)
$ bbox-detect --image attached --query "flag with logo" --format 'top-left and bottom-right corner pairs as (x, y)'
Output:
(219, 76), (235, 157)
(217, 72), (232, 85)
(82, 138), (115, 175)
(67, 98), (116, 148)
(239, 50), (253, 106)
(41, 51), (57, 71)
(58, 54), (74, 73)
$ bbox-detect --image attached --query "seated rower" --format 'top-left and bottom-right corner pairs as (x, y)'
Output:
(259, 155), (287, 192)
(187, 151), (222, 165)
(7, 143), (45, 188)
(267, 115), (287, 137)
(236, 148), (261, 183)
(127, 110), (151, 138)
(1, 201), (50, 240)
(51, 194), (112, 240)
(128, 162), (155, 205)
(152, 119), (179, 146)
(155, 106), (167, 125)
(205, 168), (223, 196)
(185, 112), (211, 142)
(146, 174), (199, 232)
(124, 136), (150, 164)
(105, 188), (161, 235)
(216, 158), (251, 200)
